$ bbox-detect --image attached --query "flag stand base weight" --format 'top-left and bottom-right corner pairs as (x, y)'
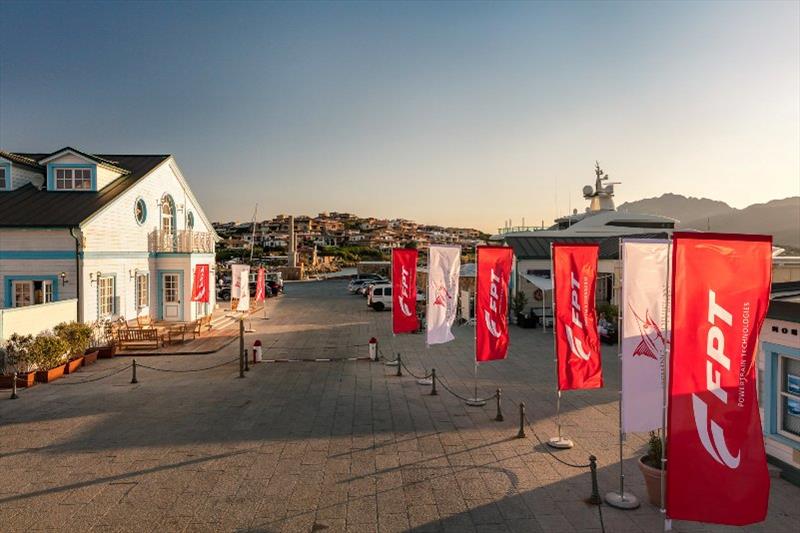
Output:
(417, 378), (432, 386)
(604, 491), (639, 509)
(465, 398), (487, 407)
(384, 360), (399, 367)
(546, 436), (574, 449)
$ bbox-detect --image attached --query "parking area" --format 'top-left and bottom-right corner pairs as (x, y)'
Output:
(0, 280), (798, 532)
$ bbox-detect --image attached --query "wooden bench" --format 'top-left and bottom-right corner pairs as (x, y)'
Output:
(118, 328), (162, 350)
(193, 315), (212, 337)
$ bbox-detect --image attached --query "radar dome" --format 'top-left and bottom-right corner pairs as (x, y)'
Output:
(582, 185), (594, 196)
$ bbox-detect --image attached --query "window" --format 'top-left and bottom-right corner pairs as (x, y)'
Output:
(54, 167), (92, 190)
(98, 276), (115, 317)
(135, 198), (147, 225)
(0, 166), (7, 189)
(10, 280), (54, 307)
(161, 195), (175, 234)
(135, 272), (149, 309)
(187, 211), (195, 230)
(778, 355), (800, 443)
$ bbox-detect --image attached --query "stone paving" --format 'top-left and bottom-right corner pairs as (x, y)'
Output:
(0, 280), (798, 532)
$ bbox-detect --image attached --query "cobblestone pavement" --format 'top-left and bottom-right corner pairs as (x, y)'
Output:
(1, 280), (798, 532)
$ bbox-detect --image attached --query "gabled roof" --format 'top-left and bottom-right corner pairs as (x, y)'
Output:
(767, 300), (800, 323)
(36, 147), (130, 174)
(0, 151), (43, 171)
(0, 153), (170, 227)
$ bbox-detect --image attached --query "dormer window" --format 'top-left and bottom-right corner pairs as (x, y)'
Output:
(55, 167), (92, 190)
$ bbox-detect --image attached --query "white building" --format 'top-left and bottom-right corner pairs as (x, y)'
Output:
(0, 147), (217, 336)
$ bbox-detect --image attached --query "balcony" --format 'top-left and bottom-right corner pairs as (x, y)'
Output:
(149, 230), (215, 254)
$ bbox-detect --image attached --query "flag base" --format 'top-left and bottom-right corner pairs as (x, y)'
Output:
(465, 398), (487, 407)
(417, 378), (433, 386)
(384, 360), (399, 367)
(547, 436), (574, 449)
(604, 491), (640, 509)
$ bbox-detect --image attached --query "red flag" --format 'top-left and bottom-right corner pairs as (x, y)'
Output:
(666, 233), (771, 525)
(191, 264), (209, 302)
(476, 246), (513, 362)
(392, 248), (419, 334)
(255, 267), (266, 302)
(553, 244), (602, 390)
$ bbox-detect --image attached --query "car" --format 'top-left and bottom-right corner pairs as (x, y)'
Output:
(351, 277), (387, 294)
(367, 283), (425, 311)
(347, 278), (372, 293)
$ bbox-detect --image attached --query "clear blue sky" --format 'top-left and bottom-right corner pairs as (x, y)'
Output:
(1, 1), (798, 232)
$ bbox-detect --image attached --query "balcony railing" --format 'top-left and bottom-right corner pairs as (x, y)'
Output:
(149, 230), (215, 254)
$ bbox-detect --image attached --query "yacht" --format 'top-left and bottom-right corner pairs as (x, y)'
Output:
(494, 163), (676, 239)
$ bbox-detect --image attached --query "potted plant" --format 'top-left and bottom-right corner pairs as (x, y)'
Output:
(638, 431), (664, 506)
(511, 291), (528, 325)
(88, 319), (116, 359)
(32, 333), (69, 383)
(54, 321), (92, 373)
(0, 334), (37, 388)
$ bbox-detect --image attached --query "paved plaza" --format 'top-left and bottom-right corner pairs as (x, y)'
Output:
(1, 281), (798, 532)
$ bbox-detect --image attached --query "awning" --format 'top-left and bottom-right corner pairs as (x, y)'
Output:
(520, 273), (553, 291)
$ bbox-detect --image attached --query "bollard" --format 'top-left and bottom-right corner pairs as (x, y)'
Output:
(10, 371), (18, 400)
(239, 319), (245, 378)
(588, 455), (601, 505)
(430, 368), (438, 396)
(131, 359), (138, 384)
(396, 353), (402, 377)
(495, 388), (504, 422)
(516, 402), (526, 438)
(245, 349), (250, 372)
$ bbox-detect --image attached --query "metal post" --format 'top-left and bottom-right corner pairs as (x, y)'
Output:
(548, 390), (574, 448)
(430, 368), (438, 396)
(131, 359), (138, 384)
(396, 353), (402, 377)
(10, 371), (18, 400)
(245, 349), (250, 372)
(239, 319), (245, 378)
(588, 455), (601, 505)
(548, 243), (573, 449)
(516, 402), (526, 438)
(495, 388), (503, 421)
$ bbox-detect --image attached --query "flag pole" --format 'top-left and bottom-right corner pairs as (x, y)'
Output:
(605, 239), (639, 509)
(548, 242), (573, 449)
(466, 245), (486, 407)
(661, 238), (672, 531)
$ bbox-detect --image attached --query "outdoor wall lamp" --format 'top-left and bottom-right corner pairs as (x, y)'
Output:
(89, 271), (102, 284)
(60, 272), (68, 285)
(129, 269), (136, 280)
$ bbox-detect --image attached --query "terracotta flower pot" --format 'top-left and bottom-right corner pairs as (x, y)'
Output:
(638, 455), (664, 507)
(83, 350), (99, 366)
(35, 364), (66, 383)
(65, 357), (84, 374)
(97, 346), (116, 359)
(0, 372), (37, 388)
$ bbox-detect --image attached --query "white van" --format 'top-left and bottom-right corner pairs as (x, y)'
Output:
(367, 283), (424, 311)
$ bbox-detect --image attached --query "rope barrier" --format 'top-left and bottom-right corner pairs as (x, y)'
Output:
(53, 363), (133, 385)
(436, 374), (498, 404)
(397, 357), (431, 380)
(136, 358), (239, 373)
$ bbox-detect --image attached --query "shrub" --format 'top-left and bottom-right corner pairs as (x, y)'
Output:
(54, 321), (93, 359)
(30, 333), (69, 371)
(644, 430), (665, 470)
(596, 303), (619, 323)
(3, 333), (36, 373)
(511, 291), (528, 317)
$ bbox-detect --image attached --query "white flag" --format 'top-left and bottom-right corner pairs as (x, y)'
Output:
(427, 245), (460, 345)
(235, 267), (251, 311)
(230, 264), (249, 299)
(621, 239), (669, 433)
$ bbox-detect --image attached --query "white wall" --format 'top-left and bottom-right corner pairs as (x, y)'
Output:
(0, 299), (78, 342)
(5, 163), (44, 190)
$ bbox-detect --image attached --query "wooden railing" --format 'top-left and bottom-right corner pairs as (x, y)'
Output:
(149, 230), (215, 253)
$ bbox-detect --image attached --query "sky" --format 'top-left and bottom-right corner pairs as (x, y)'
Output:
(1, 1), (798, 233)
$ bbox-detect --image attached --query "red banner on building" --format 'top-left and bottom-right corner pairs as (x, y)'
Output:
(191, 264), (210, 303)
(255, 267), (266, 302)
(666, 233), (771, 525)
(392, 248), (419, 334)
(476, 246), (513, 362)
(553, 244), (602, 390)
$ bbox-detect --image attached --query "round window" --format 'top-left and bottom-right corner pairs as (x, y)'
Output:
(187, 211), (195, 229)
(134, 198), (147, 225)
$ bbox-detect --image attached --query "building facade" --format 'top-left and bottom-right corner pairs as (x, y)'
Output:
(0, 148), (217, 331)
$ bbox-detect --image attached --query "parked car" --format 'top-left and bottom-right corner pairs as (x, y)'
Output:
(349, 277), (387, 294)
(367, 283), (424, 311)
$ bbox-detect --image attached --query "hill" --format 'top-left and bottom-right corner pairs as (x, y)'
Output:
(618, 194), (800, 248)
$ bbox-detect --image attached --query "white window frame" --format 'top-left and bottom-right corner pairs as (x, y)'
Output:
(39, 280), (53, 305)
(12, 281), (33, 307)
(777, 355), (800, 444)
(0, 166), (7, 189)
(54, 167), (92, 190)
(98, 276), (115, 317)
(135, 272), (150, 309)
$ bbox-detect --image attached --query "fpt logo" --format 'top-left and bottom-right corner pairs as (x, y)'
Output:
(564, 271), (591, 361)
(483, 268), (503, 338)
(691, 289), (741, 469)
(398, 266), (413, 317)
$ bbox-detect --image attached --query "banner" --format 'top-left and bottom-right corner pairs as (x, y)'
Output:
(553, 244), (603, 390)
(235, 268), (250, 312)
(666, 233), (771, 525)
(427, 245), (461, 345)
(621, 240), (669, 433)
(475, 246), (513, 362)
(392, 248), (419, 334)
(191, 264), (210, 303)
(230, 264), (249, 299)
(255, 267), (266, 302)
